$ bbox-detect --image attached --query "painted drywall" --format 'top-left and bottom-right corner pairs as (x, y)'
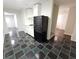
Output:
(71, 24), (76, 41)
(3, 14), (8, 35)
(16, 10), (25, 32)
(51, 4), (59, 37)
(65, 6), (76, 35)
(22, 8), (33, 25)
(33, 3), (41, 16)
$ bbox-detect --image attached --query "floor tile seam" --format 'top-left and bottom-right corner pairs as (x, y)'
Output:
(31, 46), (42, 58)
(12, 45), (17, 59)
(40, 43), (52, 59)
(62, 47), (70, 56)
(22, 38), (31, 48)
(69, 41), (72, 59)
(57, 40), (65, 59)
(44, 48), (53, 59)
(14, 38), (27, 59)
(20, 45), (28, 59)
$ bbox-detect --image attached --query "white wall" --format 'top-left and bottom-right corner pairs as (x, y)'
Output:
(65, 6), (76, 35)
(3, 15), (8, 34)
(16, 10), (24, 31)
(51, 4), (59, 36)
(33, 3), (41, 16)
(22, 8), (33, 25)
(71, 24), (76, 41)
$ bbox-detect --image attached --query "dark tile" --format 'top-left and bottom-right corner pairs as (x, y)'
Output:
(65, 41), (71, 44)
(70, 52), (76, 57)
(46, 44), (52, 50)
(34, 42), (40, 46)
(29, 44), (36, 49)
(13, 44), (20, 48)
(58, 56), (62, 59)
(54, 45), (61, 51)
(19, 55), (26, 59)
(45, 56), (50, 59)
(19, 31), (26, 38)
(38, 51), (45, 59)
(63, 45), (70, 50)
(31, 40), (36, 42)
(61, 48), (70, 55)
(23, 47), (31, 53)
(15, 51), (24, 59)
(8, 55), (15, 59)
(21, 44), (27, 48)
(4, 46), (13, 53)
(18, 40), (24, 44)
(59, 52), (69, 59)
(24, 40), (29, 43)
(4, 39), (10, 43)
(51, 47), (60, 56)
(70, 56), (76, 59)
(71, 45), (76, 49)
(19, 40), (23, 42)
(71, 41), (76, 44)
(71, 47), (76, 54)
(5, 34), (9, 38)
(5, 50), (14, 57)
(48, 42), (54, 47)
(13, 45), (21, 53)
(42, 47), (49, 55)
(37, 44), (44, 49)
(32, 56), (37, 59)
(64, 43), (71, 47)
(71, 41), (76, 48)
(32, 47), (40, 54)
(26, 51), (35, 59)
(4, 44), (11, 48)
(53, 43), (63, 48)
(41, 43), (47, 46)
(48, 52), (57, 59)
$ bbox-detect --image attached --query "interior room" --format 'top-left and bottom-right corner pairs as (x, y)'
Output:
(3, 0), (76, 59)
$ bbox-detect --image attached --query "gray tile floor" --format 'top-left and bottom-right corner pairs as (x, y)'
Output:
(3, 33), (76, 59)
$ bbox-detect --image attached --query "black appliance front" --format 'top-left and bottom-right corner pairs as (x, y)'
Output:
(34, 16), (48, 42)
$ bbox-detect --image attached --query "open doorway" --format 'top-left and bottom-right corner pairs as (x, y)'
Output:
(54, 6), (70, 42)
(4, 12), (18, 38)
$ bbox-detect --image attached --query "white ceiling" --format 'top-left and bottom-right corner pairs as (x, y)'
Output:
(3, 0), (76, 10)
(3, 0), (41, 10)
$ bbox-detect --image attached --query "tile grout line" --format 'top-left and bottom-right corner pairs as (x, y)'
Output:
(9, 37), (17, 59)
(57, 40), (65, 59)
(44, 47), (53, 59)
(44, 42), (59, 59)
(11, 44), (17, 59)
(21, 36), (32, 58)
(69, 41), (72, 59)
(42, 42), (54, 59)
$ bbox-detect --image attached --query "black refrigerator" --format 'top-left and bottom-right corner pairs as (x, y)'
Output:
(34, 16), (48, 42)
